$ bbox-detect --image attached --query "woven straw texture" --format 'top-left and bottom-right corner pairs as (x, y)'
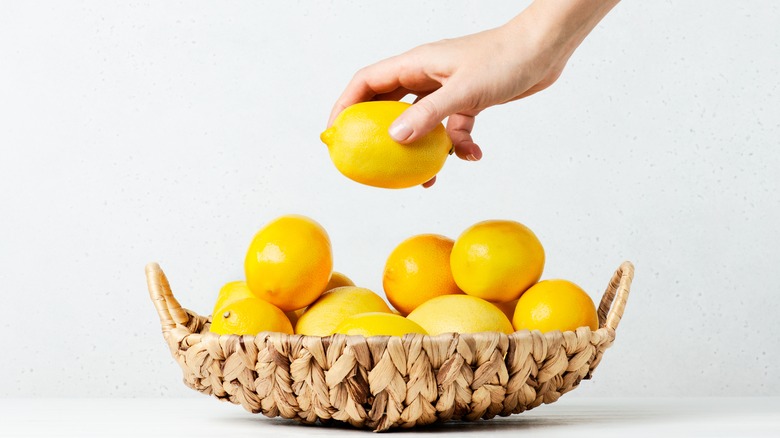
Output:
(146, 261), (633, 432)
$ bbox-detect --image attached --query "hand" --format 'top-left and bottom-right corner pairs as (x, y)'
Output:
(327, 0), (619, 188)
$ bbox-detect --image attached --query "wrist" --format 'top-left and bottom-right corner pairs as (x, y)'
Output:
(502, 0), (619, 60)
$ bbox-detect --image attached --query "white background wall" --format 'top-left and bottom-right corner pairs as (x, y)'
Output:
(1, 1), (778, 398)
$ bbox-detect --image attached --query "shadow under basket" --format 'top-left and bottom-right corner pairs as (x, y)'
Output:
(145, 261), (634, 432)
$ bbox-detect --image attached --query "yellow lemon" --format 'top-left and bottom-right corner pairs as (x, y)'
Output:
(210, 297), (293, 335)
(212, 281), (306, 328)
(321, 101), (452, 189)
(283, 271), (353, 328)
(333, 312), (428, 337)
(513, 280), (599, 333)
(244, 215), (333, 311)
(325, 271), (355, 291)
(450, 220), (545, 303)
(212, 281), (255, 317)
(295, 286), (392, 336)
(383, 234), (463, 315)
(406, 295), (514, 335)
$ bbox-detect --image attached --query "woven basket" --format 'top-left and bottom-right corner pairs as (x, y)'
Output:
(146, 261), (634, 432)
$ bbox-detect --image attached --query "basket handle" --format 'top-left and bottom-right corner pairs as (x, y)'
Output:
(597, 261), (634, 332)
(145, 262), (190, 333)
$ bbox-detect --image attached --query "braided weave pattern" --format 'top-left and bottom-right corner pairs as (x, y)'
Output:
(148, 262), (633, 432)
(164, 321), (614, 431)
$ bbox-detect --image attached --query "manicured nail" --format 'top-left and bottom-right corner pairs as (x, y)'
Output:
(389, 120), (413, 142)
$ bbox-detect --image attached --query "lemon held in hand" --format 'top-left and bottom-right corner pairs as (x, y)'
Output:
(333, 312), (428, 337)
(321, 101), (452, 189)
(512, 279), (599, 333)
(210, 297), (293, 335)
(407, 294), (514, 335)
(244, 215), (333, 312)
(450, 219), (545, 303)
(295, 286), (392, 336)
(383, 234), (463, 315)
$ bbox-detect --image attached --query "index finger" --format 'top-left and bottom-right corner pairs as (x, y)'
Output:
(327, 56), (407, 127)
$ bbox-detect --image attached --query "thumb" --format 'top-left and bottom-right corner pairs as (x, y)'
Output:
(389, 86), (465, 144)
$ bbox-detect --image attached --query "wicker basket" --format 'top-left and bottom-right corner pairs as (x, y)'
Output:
(146, 261), (634, 432)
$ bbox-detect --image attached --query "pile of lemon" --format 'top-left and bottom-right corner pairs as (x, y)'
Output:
(210, 214), (599, 337)
(210, 101), (599, 337)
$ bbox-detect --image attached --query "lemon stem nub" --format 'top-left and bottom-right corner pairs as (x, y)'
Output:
(223, 311), (231, 318)
(320, 127), (335, 146)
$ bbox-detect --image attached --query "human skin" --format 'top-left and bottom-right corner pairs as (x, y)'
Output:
(327, 0), (620, 187)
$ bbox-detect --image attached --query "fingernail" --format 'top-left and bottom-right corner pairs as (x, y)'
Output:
(466, 154), (478, 161)
(389, 120), (413, 142)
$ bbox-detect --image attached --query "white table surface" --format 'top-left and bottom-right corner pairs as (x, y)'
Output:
(2, 397), (778, 437)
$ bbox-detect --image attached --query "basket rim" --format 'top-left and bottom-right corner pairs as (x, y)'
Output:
(146, 261), (634, 340)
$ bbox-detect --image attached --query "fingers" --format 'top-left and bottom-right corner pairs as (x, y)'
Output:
(327, 57), (406, 127)
(327, 53), (444, 127)
(418, 111), (480, 189)
(418, 113), (480, 189)
(372, 87), (412, 103)
(389, 84), (468, 144)
(446, 113), (483, 161)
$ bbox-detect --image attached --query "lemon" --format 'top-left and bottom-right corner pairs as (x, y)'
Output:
(282, 271), (353, 327)
(325, 271), (355, 291)
(333, 312), (428, 337)
(295, 286), (392, 336)
(212, 280), (305, 327)
(212, 281), (255, 317)
(513, 280), (599, 333)
(406, 295), (514, 335)
(383, 234), (462, 315)
(321, 101), (452, 189)
(450, 220), (545, 303)
(210, 297), (293, 335)
(244, 215), (333, 311)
